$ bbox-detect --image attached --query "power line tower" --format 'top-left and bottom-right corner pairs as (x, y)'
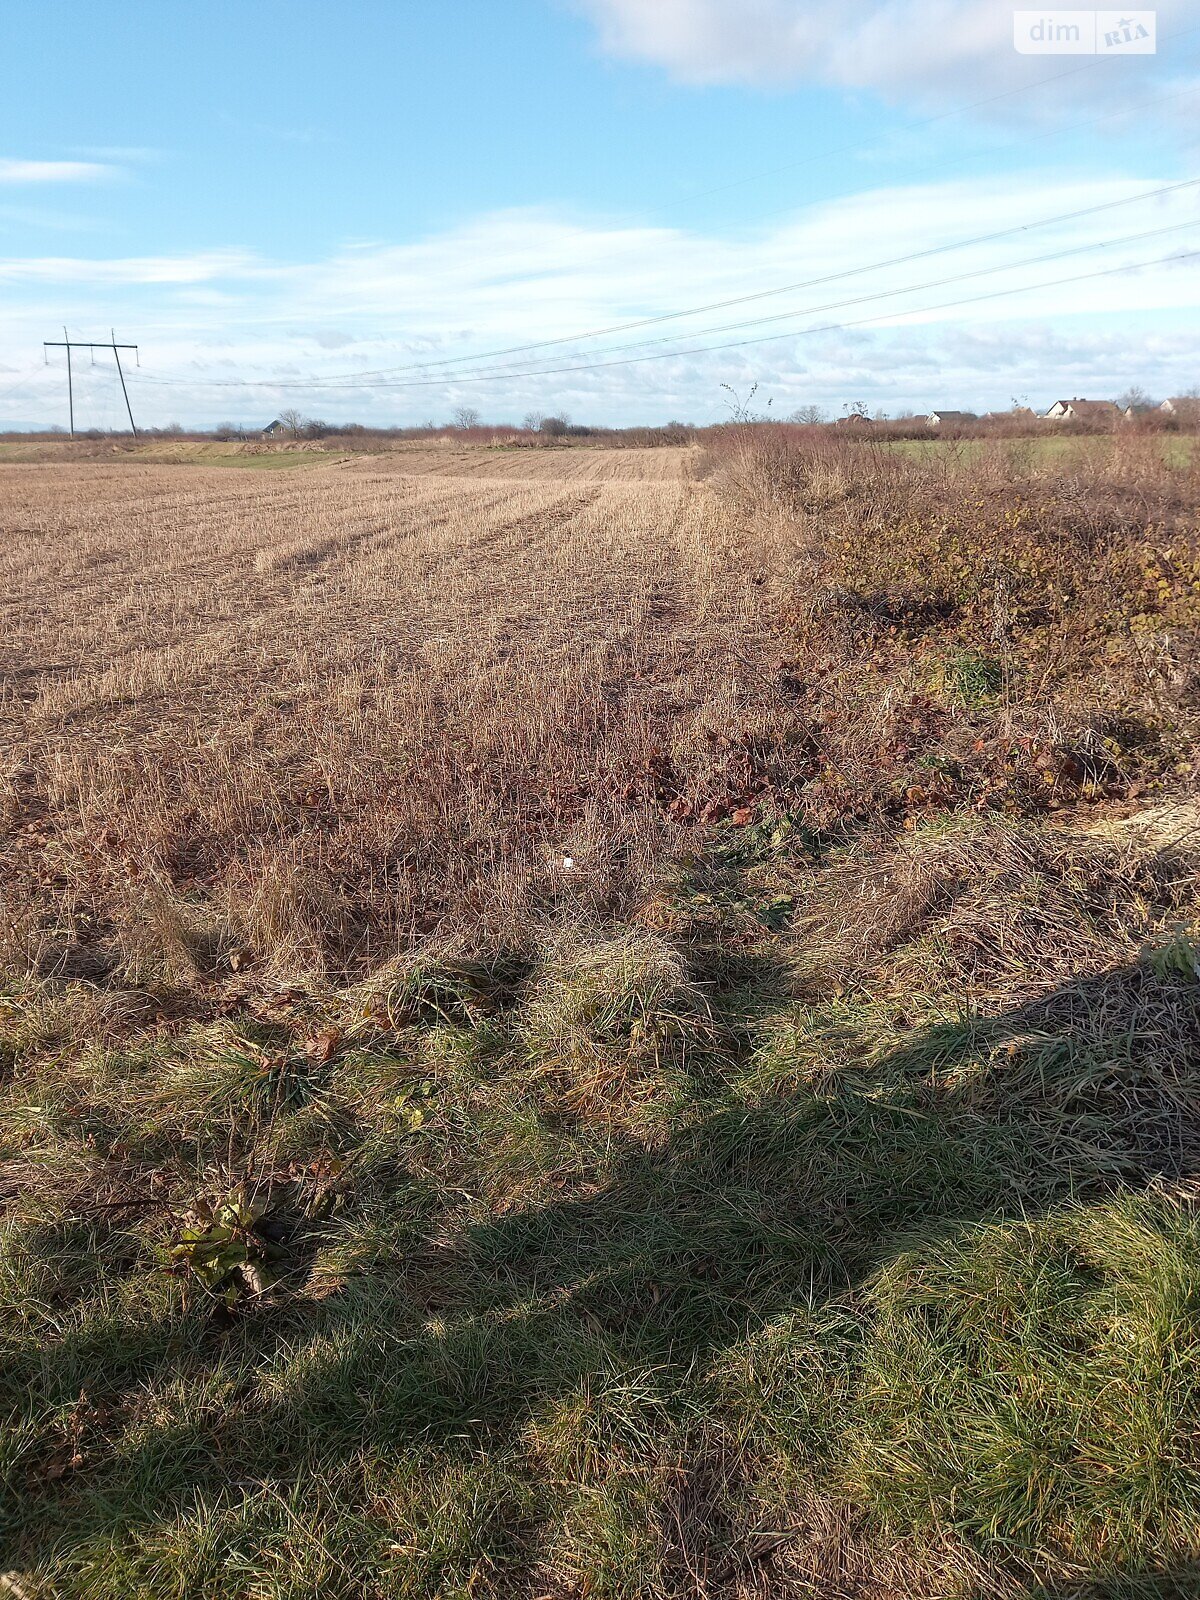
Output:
(43, 328), (139, 437)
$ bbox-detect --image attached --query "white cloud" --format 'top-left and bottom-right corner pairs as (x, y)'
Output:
(0, 159), (116, 184)
(577, 0), (1196, 109)
(0, 249), (271, 285)
(2, 174), (1197, 425)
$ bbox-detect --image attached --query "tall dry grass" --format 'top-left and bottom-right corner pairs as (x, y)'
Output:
(1, 452), (789, 989)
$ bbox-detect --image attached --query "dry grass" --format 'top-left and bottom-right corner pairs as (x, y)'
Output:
(789, 808), (1200, 1006)
(4, 439), (1200, 1598)
(0, 450), (773, 988)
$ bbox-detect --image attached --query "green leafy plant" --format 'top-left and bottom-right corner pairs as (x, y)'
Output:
(393, 1078), (437, 1131)
(942, 649), (1005, 707)
(713, 809), (823, 868)
(167, 1188), (274, 1300)
(1144, 925), (1200, 981)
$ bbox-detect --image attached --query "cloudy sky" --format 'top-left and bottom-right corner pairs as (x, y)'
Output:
(1, 0), (1198, 428)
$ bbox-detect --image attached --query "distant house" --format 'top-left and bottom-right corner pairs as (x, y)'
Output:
(1042, 398), (1121, 423)
(262, 419), (286, 437)
(981, 407), (1036, 423)
(1161, 397), (1200, 421)
(926, 410), (977, 426)
(834, 412), (870, 427)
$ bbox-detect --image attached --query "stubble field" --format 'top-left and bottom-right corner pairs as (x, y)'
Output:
(4, 436), (1200, 1598)
(3, 446), (739, 967)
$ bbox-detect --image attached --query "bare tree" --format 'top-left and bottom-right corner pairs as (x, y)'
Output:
(788, 404), (826, 424)
(522, 411), (545, 432)
(278, 408), (309, 438)
(1116, 385), (1155, 415)
(452, 405), (481, 430)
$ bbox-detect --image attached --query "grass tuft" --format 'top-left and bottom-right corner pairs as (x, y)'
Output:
(517, 927), (722, 1124)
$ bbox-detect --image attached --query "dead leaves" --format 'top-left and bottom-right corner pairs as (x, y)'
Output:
(620, 733), (782, 828)
(166, 1187), (274, 1302)
(29, 1391), (111, 1487)
(304, 1025), (342, 1064)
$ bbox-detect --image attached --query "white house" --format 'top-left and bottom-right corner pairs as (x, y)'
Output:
(1042, 398), (1121, 422)
(926, 410), (976, 426)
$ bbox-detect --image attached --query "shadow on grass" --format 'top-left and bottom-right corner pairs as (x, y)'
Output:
(7, 959), (1200, 1594)
(1028, 1566), (1200, 1600)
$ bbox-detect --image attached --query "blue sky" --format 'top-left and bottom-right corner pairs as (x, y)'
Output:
(1, 0), (1198, 427)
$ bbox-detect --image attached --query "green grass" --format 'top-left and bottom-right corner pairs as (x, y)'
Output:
(941, 648), (1006, 707)
(137, 444), (336, 469)
(0, 441), (337, 469)
(851, 1201), (1200, 1564)
(4, 841), (1200, 1595)
(885, 434), (1198, 468)
(176, 451), (337, 469)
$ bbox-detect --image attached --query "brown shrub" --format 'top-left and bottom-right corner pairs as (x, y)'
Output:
(705, 429), (1200, 833)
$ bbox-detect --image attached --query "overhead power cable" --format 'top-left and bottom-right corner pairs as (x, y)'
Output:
(130, 246), (1200, 394)
(0, 365), (49, 406)
(299, 215), (1200, 384)
(128, 218), (1200, 393)
(129, 173), (1200, 392)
